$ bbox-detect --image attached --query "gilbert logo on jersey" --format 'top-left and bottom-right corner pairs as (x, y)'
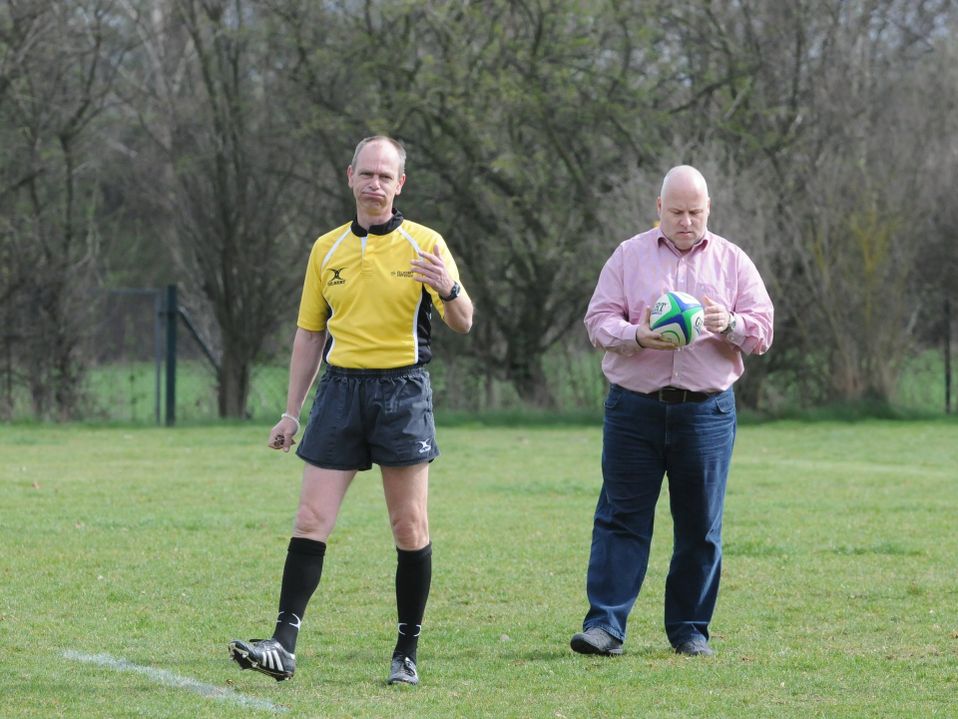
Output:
(327, 268), (346, 286)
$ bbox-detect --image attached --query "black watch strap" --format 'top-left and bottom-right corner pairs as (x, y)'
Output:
(441, 281), (461, 302)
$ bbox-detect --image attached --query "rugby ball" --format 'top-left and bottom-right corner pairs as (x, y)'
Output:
(649, 291), (704, 347)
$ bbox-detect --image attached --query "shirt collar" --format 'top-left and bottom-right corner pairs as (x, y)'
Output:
(352, 209), (404, 236)
(656, 228), (711, 255)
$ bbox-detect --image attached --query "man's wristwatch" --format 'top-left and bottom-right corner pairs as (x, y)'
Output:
(721, 313), (737, 336)
(441, 281), (461, 302)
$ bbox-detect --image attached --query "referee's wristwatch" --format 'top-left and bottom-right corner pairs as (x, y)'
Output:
(721, 313), (737, 336)
(441, 281), (461, 302)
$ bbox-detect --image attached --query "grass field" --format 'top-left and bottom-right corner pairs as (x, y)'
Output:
(2, 420), (957, 718)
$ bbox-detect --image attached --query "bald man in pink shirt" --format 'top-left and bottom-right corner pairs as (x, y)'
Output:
(570, 165), (773, 658)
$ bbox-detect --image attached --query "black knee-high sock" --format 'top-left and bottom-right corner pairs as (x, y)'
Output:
(393, 543), (432, 662)
(271, 537), (326, 653)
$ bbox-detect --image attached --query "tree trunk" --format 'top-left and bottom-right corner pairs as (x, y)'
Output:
(506, 352), (554, 409)
(217, 351), (249, 418)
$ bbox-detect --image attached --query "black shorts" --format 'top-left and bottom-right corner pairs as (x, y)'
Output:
(296, 365), (439, 471)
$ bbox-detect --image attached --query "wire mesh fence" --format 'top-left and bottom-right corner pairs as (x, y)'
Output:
(1, 286), (954, 423)
(87, 288), (227, 423)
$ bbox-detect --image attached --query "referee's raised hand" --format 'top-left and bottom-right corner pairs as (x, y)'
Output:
(410, 250), (454, 298)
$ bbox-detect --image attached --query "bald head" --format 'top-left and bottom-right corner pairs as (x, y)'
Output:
(657, 165), (711, 251)
(660, 165), (709, 200)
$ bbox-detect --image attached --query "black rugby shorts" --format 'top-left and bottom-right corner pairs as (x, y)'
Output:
(296, 365), (439, 470)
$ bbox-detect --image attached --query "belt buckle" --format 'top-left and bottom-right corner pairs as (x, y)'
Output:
(659, 387), (689, 403)
(657, 387), (680, 403)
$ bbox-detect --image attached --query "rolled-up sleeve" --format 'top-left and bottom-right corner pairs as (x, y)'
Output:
(584, 246), (641, 356)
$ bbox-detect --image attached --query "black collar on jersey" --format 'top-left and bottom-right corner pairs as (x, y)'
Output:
(352, 209), (404, 236)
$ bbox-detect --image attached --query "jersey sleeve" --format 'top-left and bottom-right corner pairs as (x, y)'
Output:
(296, 239), (330, 331)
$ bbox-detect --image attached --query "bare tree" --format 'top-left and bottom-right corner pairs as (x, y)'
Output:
(773, 1), (953, 403)
(646, 0), (956, 407)
(0, 0), (127, 419)
(4, 0), (954, 419)
(276, 0), (673, 406)
(118, 0), (326, 417)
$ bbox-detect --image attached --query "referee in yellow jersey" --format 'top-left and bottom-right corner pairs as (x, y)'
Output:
(229, 136), (473, 686)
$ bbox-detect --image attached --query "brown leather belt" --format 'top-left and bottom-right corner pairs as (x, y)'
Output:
(635, 386), (712, 404)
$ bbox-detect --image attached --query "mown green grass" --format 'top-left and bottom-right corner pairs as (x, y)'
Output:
(1, 420), (956, 718)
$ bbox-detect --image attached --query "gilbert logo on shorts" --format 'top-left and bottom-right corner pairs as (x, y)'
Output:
(417, 440), (432, 454)
(327, 268), (346, 286)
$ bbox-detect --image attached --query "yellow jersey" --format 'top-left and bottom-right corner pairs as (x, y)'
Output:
(296, 211), (465, 369)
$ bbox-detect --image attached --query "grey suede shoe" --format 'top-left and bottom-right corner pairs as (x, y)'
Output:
(570, 627), (623, 656)
(674, 638), (715, 656)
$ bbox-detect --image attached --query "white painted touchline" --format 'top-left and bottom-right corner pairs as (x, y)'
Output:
(63, 650), (287, 713)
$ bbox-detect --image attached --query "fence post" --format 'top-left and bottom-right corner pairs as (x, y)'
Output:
(165, 284), (177, 426)
(154, 291), (163, 425)
(945, 297), (952, 415)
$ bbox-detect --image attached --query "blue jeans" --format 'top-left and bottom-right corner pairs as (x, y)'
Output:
(583, 384), (736, 647)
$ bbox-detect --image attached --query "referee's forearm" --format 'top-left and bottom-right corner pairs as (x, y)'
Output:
(442, 296), (473, 333)
(285, 328), (326, 415)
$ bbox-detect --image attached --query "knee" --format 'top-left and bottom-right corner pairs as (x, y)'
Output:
(293, 503), (336, 540)
(390, 512), (429, 550)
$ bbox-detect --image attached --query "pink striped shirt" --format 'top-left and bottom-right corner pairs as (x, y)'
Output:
(584, 227), (773, 394)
